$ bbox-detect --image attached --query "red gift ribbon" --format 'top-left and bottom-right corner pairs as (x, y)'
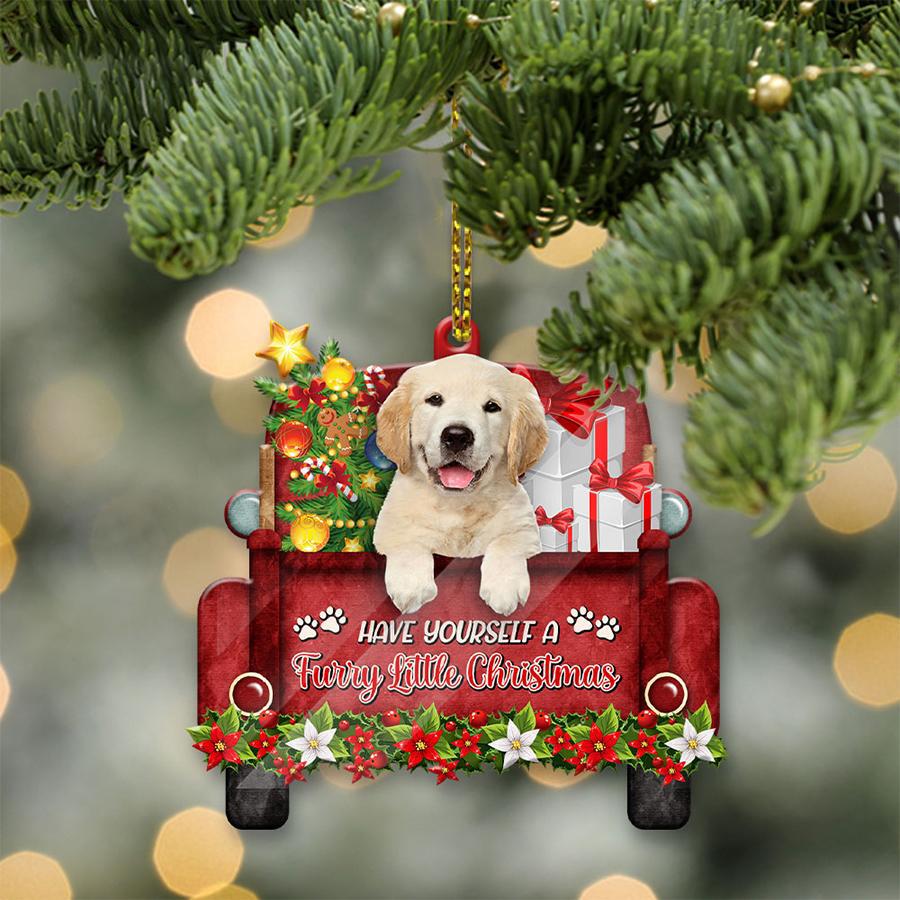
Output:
(587, 478), (656, 552)
(314, 460), (354, 499)
(534, 506), (575, 533)
(511, 366), (607, 440)
(288, 377), (327, 411)
(588, 459), (655, 504)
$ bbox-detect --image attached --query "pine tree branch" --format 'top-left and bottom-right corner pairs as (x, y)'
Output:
(124, 1), (499, 279)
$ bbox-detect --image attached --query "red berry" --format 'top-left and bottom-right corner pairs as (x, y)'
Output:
(637, 709), (658, 729)
(535, 712), (552, 730)
(289, 716), (296, 724)
(651, 756), (664, 769)
(258, 709), (279, 729)
(273, 756), (284, 768)
(669, 717), (676, 724)
(370, 750), (389, 769)
(381, 709), (401, 727)
(338, 719), (350, 731)
(468, 710), (487, 727)
(444, 720), (457, 732)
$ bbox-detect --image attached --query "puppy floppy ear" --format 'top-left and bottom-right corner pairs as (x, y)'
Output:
(376, 379), (413, 474)
(506, 381), (548, 484)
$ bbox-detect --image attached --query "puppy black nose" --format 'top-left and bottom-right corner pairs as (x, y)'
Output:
(441, 425), (474, 453)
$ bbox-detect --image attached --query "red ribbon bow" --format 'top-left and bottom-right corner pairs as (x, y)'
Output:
(287, 377), (327, 411)
(588, 459), (655, 504)
(511, 366), (606, 439)
(315, 460), (349, 496)
(534, 506), (575, 534)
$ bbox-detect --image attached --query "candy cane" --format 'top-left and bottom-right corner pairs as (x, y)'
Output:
(363, 365), (388, 395)
(298, 456), (358, 502)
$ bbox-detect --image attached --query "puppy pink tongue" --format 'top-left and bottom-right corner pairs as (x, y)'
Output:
(439, 464), (475, 489)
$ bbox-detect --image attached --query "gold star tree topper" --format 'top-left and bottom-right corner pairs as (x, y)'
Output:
(256, 321), (316, 377)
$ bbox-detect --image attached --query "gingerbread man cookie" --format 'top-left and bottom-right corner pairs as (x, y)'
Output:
(317, 407), (369, 456)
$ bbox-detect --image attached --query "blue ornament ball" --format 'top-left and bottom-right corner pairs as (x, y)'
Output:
(365, 431), (397, 471)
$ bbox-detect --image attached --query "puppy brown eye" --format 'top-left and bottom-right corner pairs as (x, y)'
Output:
(425, 393), (443, 407)
(483, 400), (501, 413)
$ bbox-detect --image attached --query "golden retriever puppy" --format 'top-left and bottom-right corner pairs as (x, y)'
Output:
(374, 354), (548, 616)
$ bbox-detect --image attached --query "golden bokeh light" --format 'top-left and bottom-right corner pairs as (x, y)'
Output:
(0, 662), (9, 720)
(528, 222), (608, 268)
(0, 527), (17, 594)
(0, 466), (30, 539)
(192, 885), (258, 900)
(646, 353), (707, 404)
(0, 851), (72, 900)
(250, 205), (315, 250)
(30, 374), (122, 468)
(163, 528), (247, 617)
(806, 447), (897, 534)
(489, 326), (541, 365)
(833, 613), (900, 707)
(525, 765), (584, 789)
(211, 378), (270, 436)
(579, 874), (658, 900)
(185, 290), (271, 379)
(153, 808), (244, 898)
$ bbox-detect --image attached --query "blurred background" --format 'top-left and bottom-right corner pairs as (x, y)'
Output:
(1, 60), (898, 900)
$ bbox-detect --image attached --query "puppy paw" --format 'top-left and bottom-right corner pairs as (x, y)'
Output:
(385, 559), (437, 614)
(480, 556), (530, 616)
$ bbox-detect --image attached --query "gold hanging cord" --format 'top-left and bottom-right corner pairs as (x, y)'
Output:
(450, 90), (473, 343)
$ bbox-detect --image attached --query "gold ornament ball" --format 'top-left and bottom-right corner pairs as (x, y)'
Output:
(350, 386), (359, 395)
(803, 65), (822, 81)
(290, 469), (299, 479)
(340, 390), (349, 399)
(291, 513), (330, 552)
(550, 0), (560, 10)
(752, 73), (792, 113)
(377, 2), (406, 35)
(335, 519), (345, 529)
(357, 518), (366, 528)
(284, 503), (294, 512)
(799, 0), (815, 15)
(762, 19), (777, 32)
(328, 448), (337, 457)
(326, 518), (334, 526)
(322, 356), (356, 390)
(367, 517), (376, 526)
(464, 13), (481, 29)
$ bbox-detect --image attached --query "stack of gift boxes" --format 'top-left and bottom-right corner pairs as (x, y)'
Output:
(521, 397), (661, 553)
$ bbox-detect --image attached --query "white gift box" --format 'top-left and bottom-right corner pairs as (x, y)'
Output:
(535, 405), (625, 478)
(572, 482), (662, 552)
(538, 518), (579, 551)
(522, 454), (623, 519)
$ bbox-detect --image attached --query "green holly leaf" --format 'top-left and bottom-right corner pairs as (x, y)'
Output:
(481, 723), (509, 743)
(613, 737), (634, 761)
(689, 702), (713, 733)
(531, 740), (552, 759)
(234, 737), (257, 762)
(187, 725), (211, 743)
(310, 702), (334, 732)
(417, 703), (440, 734)
(329, 740), (350, 759)
(385, 724), (413, 742)
(707, 736), (727, 759)
(433, 736), (457, 759)
(568, 724), (591, 743)
(513, 703), (536, 733)
(217, 705), (240, 735)
(657, 722), (683, 743)
(278, 722), (305, 742)
(597, 704), (619, 733)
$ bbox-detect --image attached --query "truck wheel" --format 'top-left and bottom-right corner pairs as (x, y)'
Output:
(225, 767), (289, 830)
(627, 767), (690, 829)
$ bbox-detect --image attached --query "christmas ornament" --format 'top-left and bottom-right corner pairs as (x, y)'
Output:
(370, 750), (389, 769)
(274, 421), (312, 459)
(381, 710), (401, 727)
(290, 513), (330, 552)
(468, 710), (487, 728)
(342, 537), (364, 552)
(359, 470), (380, 492)
(535, 711), (552, 730)
(637, 709), (658, 729)
(750, 73), (792, 113)
(364, 431), (397, 471)
(444, 719), (457, 732)
(230, 672), (272, 714)
(287, 378), (327, 411)
(258, 709), (279, 730)
(256, 320), (316, 377)
(377, 1), (406, 35)
(317, 407), (369, 456)
(321, 356), (356, 391)
(298, 457), (358, 501)
(645, 672), (688, 716)
(338, 719), (350, 731)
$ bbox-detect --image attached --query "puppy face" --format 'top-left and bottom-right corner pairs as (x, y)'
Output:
(377, 355), (548, 493)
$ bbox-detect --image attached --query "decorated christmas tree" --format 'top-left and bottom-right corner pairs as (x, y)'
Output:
(1, 0), (897, 531)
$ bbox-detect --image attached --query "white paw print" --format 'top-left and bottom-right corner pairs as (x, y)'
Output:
(293, 615), (318, 641)
(318, 606), (348, 634)
(566, 606), (595, 634)
(596, 615), (621, 642)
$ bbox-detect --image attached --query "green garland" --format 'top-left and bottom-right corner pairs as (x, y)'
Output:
(189, 701), (726, 786)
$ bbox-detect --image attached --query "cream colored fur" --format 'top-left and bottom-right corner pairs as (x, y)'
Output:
(374, 354), (548, 616)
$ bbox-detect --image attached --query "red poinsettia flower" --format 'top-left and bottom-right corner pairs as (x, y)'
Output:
(428, 759), (459, 784)
(451, 729), (482, 757)
(346, 725), (374, 752)
(344, 755), (376, 783)
(249, 730), (278, 759)
(545, 726), (574, 755)
(395, 723), (443, 769)
(564, 749), (597, 776)
(628, 730), (658, 759)
(576, 723), (621, 768)
(276, 759), (307, 785)
(661, 758), (686, 785)
(193, 723), (243, 770)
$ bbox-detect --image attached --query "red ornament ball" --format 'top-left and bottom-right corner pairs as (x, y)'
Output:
(381, 709), (401, 727)
(444, 720), (457, 732)
(637, 709), (658, 729)
(274, 421), (313, 459)
(651, 756), (665, 769)
(535, 712), (552, 730)
(258, 709), (279, 730)
(273, 756), (284, 768)
(370, 750), (389, 769)
(646, 673), (687, 715)
(338, 719), (350, 731)
(230, 673), (272, 714)
(469, 709), (488, 727)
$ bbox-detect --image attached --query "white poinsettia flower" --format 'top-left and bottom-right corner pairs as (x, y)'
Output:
(286, 719), (337, 765)
(665, 719), (715, 764)
(488, 719), (541, 770)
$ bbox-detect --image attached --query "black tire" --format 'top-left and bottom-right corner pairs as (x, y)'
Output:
(225, 767), (289, 830)
(627, 767), (690, 829)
